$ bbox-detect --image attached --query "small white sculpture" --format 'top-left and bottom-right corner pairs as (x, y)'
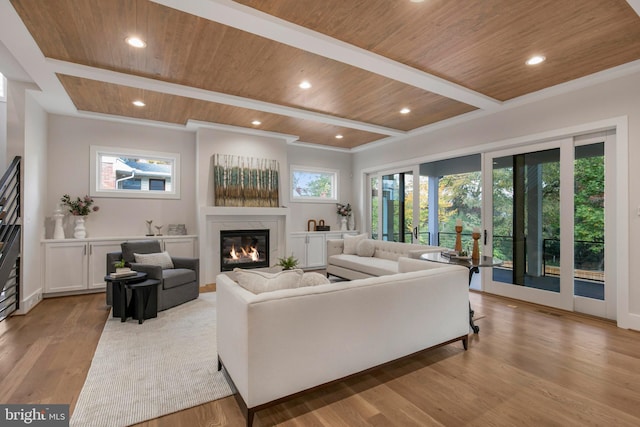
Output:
(146, 220), (154, 236)
(53, 204), (65, 239)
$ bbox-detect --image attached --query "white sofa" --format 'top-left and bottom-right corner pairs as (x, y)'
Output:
(216, 257), (469, 426)
(326, 235), (444, 280)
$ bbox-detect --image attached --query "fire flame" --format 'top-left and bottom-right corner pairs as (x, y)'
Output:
(229, 244), (259, 262)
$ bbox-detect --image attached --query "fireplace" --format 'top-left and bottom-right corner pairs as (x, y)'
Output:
(220, 229), (270, 271)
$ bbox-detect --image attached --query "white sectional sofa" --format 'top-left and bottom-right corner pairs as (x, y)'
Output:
(216, 257), (469, 426)
(326, 234), (444, 280)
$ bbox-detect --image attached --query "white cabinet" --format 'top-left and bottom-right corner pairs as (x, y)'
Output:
(43, 241), (121, 294)
(44, 242), (89, 293)
(290, 233), (325, 268)
(88, 241), (122, 289)
(289, 231), (359, 269)
(42, 236), (197, 295)
(163, 238), (196, 258)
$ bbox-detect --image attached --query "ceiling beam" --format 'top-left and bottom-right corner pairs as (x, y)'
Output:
(151, 0), (502, 110)
(48, 59), (406, 137)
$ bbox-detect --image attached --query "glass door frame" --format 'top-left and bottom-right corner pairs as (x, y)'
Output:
(481, 134), (616, 318)
(368, 166), (420, 243)
(482, 138), (575, 311)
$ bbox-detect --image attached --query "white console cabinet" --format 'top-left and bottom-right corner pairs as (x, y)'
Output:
(289, 231), (358, 269)
(42, 236), (197, 296)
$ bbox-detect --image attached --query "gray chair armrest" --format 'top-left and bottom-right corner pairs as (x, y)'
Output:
(106, 251), (123, 274)
(129, 263), (163, 280)
(172, 257), (198, 270)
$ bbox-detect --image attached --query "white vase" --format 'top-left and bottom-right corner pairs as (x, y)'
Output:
(53, 206), (65, 239)
(340, 217), (347, 231)
(73, 216), (87, 239)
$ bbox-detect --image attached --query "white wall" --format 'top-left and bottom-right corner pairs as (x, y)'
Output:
(0, 86), (6, 169)
(195, 129), (354, 231)
(46, 115), (197, 238)
(286, 145), (353, 232)
(353, 70), (640, 329)
(6, 80), (47, 313)
(195, 128), (289, 207)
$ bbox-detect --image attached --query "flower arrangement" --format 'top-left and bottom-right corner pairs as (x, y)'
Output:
(61, 194), (99, 216)
(336, 202), (352, 217)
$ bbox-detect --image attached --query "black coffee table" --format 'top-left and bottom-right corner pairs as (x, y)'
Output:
(105, 272), (160, 324)
(420, 253), (503, 333)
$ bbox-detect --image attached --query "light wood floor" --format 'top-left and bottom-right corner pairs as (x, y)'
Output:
(1, 289), (640, 426)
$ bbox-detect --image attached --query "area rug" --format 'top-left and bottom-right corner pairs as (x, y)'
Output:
(70, 293), (233, 427)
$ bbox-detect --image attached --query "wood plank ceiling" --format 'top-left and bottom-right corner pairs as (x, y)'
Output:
(9, 0), (640, 149)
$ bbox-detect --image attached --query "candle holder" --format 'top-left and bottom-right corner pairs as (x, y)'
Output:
(455, 225), (463, 252)
(472, 231), (481, 261)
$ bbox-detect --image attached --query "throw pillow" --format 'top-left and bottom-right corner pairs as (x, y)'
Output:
(356, 239), (376, 257)
(133, 251), (174, 269)
(233, 268), (304, 294)
(300, 272), (331, 286)
(343, 233), (367, 255)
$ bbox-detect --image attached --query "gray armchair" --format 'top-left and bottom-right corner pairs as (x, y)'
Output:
(106, 240), (199, 311)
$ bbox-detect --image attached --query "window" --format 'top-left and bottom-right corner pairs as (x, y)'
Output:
(290, 165), (338, 202)
(149, 179), (166, 191)
(90, 146), (180, 199)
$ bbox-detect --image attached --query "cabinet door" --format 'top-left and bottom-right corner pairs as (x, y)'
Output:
(44, 243), (88, 293)
(88, 241), (122, 290)
(289, 234), (308, 267)
(163, 238), (196, 258)
(306, 234), (326, 268)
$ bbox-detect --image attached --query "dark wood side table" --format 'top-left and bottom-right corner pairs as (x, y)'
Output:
(420, 253), (503, 334)
(105, 272), (160, 324)
(127, 279), (160, 324)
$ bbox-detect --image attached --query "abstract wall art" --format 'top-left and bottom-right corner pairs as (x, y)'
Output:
(212, 154), (280, 207)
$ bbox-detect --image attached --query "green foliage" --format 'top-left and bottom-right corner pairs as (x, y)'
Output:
(277, 254), (299, 270)
(293, 172), (332, 198)
(368, 150), (604, 265)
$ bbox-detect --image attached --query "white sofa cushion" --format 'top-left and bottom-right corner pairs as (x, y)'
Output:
(356, 239), (376, 257)
(233, 268), (304, 294)
(328, 254), (398, 276)
(133, 251), (174, 269)
(344, 233), (367, 254)
(300, 272), (331, 286)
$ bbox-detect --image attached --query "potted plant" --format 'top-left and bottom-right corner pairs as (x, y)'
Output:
(113, 259), (131, 274)
(276, 254), (299, 270)
(60, 194), (100, 239)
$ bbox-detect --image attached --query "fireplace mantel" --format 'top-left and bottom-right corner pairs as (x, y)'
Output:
(200, 206), (289, 217)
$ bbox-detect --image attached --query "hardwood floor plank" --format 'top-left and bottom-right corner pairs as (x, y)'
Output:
(2, 289), (640, 426)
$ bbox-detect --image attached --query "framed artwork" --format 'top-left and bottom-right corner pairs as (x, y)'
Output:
(213, 154), (280, 207)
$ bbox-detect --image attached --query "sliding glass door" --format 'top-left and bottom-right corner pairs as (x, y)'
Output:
(483, 133), (614, 317)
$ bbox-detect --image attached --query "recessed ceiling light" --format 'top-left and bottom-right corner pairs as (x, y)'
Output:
(526, 55), (546, 66)
(409, 0), (425, 2)
(335, 134), (343, 139)
(126, 36), (147, 48)
(132, 100), (145, 107)
(400, 107), (411, 114)
(251, 120), (262, 126)
(299, 80), (312, 89)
